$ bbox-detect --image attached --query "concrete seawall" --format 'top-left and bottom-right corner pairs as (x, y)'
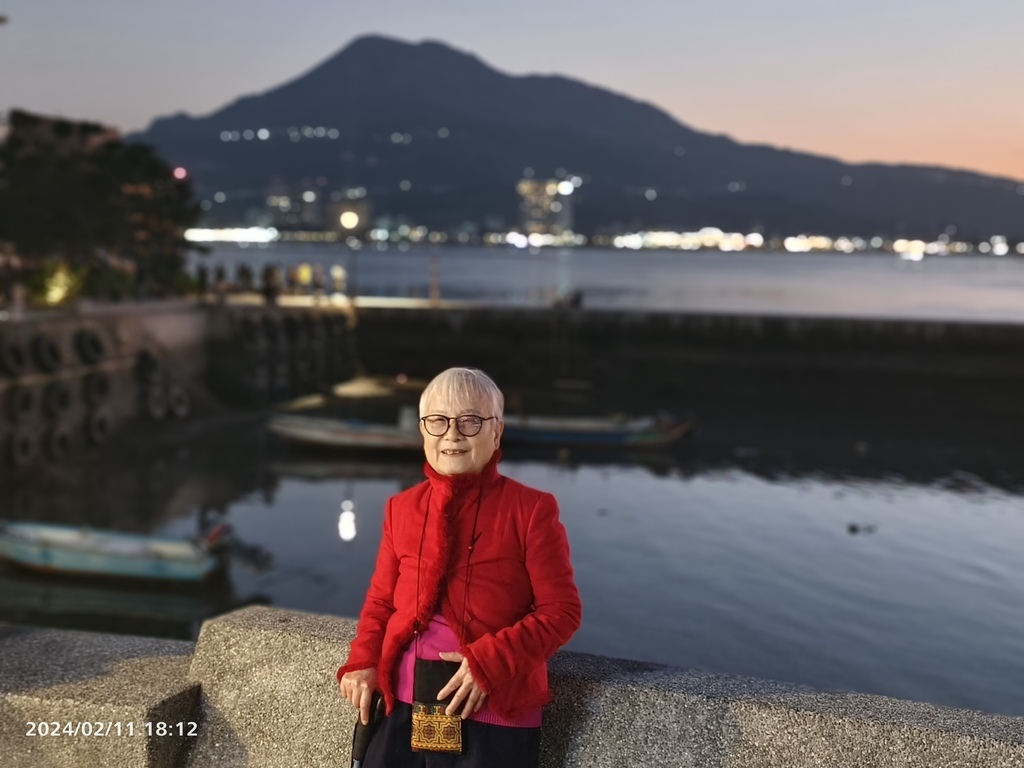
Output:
(2, 606), (1022, 767)
(350, 305), (1024, 389)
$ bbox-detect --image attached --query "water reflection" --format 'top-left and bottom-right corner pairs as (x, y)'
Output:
(2, 408), (1024, 716)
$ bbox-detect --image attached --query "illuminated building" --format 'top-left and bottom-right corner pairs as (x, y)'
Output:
(516, 179), (574, 236)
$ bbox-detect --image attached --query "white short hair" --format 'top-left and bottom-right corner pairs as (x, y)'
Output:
(419, 367), (504, 420)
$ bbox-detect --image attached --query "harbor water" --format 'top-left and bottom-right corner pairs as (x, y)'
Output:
(3, 360), (1024, 719)
(5, 244), (1024, 719)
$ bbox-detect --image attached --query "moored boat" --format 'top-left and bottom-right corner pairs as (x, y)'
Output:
(0, 522), (225, 582)
(267, 413), (423, 450)
(267, 406), (691, 451)
(501, 413), (691, 448)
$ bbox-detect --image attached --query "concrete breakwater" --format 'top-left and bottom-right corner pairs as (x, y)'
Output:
(6, 297), (1024, 468)
(0, 300), (356, 469)
(1, 607), (1022, 768)
(351, 305), (1024, 392)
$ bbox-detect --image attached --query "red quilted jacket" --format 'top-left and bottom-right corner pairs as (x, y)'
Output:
(336, 451), (582, 720)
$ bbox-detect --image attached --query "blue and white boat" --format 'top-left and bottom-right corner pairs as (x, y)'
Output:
(500, 414), (691, 448)
(0, 522), (226, 582)
(267, 413), (423, 450)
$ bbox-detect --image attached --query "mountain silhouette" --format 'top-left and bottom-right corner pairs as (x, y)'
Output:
(130, 35), (1024, 239)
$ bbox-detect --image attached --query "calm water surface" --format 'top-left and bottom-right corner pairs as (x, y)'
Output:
(6, 412), (1023, 718)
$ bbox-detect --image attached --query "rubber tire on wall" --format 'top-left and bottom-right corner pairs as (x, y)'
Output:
(9, 427), (37, 468)
(239, 315), (263, 345)
(168, 383), (191, 419)
(262, 315), (281, 346)
(284, 313), (304, 342)
(0, 338), (28, 377)
(83, 371), (112, 407)
(146, 383), (169, 420)
(8, 387), (35, 425)
(31, 334), (63, 373)
(44, 380), (72, 418)
(47, 423), (72, 459)
(74, 329), (106, 366)
(137, 350), (161, 382)
(86, 410), (111, 445)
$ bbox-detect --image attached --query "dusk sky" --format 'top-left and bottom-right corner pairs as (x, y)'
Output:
(2, 0), (1022, 180)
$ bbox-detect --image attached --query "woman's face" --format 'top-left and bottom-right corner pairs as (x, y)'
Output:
(420, 393), (503, 476)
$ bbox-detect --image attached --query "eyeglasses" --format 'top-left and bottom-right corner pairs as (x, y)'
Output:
(420, 414), (497, 437)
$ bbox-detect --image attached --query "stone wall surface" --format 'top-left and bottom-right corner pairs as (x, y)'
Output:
(6, 608), (1020, 767)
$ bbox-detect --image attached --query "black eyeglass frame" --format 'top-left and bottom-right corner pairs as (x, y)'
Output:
(419, 414), (498, 437)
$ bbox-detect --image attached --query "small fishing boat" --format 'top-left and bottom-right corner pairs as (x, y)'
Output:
(0, 521), (227, 582)
(501, 413), (691, 448)
(267, 413), (423, 450)
(267, 406), (690, 451)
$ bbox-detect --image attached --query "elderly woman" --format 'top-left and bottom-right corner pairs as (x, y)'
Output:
(338, 367), (581, 767)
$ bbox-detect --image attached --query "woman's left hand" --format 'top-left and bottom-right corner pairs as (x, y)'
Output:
(437, 651), (488, 718)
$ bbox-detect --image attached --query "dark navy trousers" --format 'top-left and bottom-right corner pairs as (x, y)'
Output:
(362, 701), (541, 768)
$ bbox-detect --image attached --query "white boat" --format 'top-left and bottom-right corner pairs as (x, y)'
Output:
(267, 407), (691, 451)
(267, 413), (422, 450)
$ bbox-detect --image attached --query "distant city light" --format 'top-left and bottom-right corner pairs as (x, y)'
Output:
(220, 131), (231, 142)
(1018, 185), (1024, 196)
(173, 167), (187, 180)
(302, 126), (313, 137)
(185, 227), (279, 243)
(675, 146), (686, 156)
(257, 128), (270, 140)
(507, 232), (528, 249)
(328, 128), (340, 139)
(570, 176), (583, 188)
(314, 127), (326, 138)
(523, 167), (534, 178)
(438, 127), (450, 138)
(230, 131), (240, 141)
(303, 191), (317, 203)
(214, 192), (226, 203)
(1017, 243), (1024, 254)
(402, 133), (412, 144)
(243, 130), (254, 140)
(551, 202), (563, 212)
(645, 189), (657, 201)
(557, 181), (574, 195)
(200, 200), (212, 211)
(842, 176), (853, 186)
(391, 132), (403, 144)
(399, 180), (412, 191)
(340, 212), (360, 229)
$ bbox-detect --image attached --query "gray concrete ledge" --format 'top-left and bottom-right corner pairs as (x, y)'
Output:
(0, 623), (197, 768)
(187, 607), (1024, 768)
(3, 609), (1023, 767)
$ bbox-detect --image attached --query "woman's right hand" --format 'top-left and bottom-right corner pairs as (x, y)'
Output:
(339, 668), (379, 725)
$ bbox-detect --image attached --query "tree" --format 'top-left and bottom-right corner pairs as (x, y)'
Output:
(0, 109), (202, 301)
